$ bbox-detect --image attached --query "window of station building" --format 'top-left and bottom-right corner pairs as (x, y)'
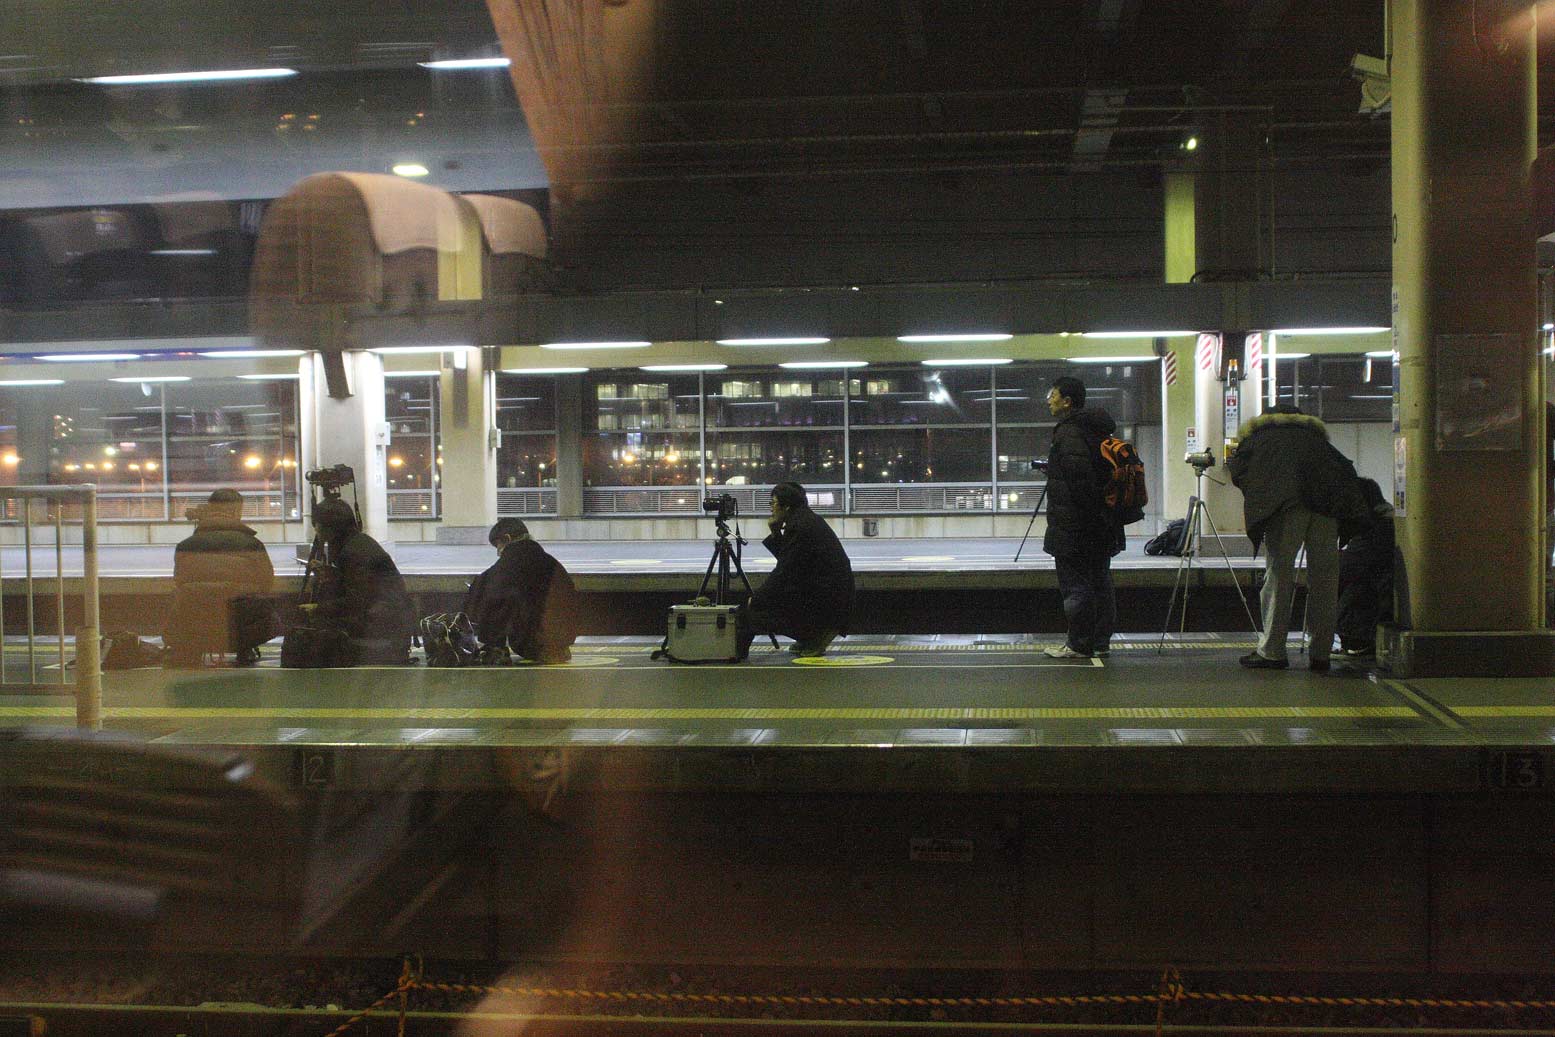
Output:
(850, 427), (992, 485)
(496, 375), (559, 489)
(993, 360), (1161, 425)
(706, 429), (845, 486)
(385, 377), (440, 519)
(847, 366), (994, 426)
(706, 371), (848, 428)
(584, 373), (700, 486)
(165, 380), (300, 524)
(1271, 354), (1393, 422)
(45, 382), (169, 521)
(846, 366), (993, 486)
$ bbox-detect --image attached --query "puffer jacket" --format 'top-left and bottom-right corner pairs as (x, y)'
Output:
(1043, 406), (1123, 558)
(167, 519), (274, 653)
(1227, 409), (1368, 549)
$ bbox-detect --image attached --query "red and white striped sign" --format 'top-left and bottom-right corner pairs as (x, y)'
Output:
(1246, 332), (1263, 372)
(1196, 333), (1219, 372)
(1163, 350), (1179, 386)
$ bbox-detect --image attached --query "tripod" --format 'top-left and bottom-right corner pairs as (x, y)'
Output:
(698, 518), (779, 651)
(1156, 466), (1260, 652)
(1012, 482), (1049, 562)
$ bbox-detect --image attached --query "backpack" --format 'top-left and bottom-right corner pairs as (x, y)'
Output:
(1098, 436), (1148, 525)
(1144, 518), (1188, 556)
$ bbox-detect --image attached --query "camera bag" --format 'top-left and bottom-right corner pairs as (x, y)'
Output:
(663, 604), (741, 663)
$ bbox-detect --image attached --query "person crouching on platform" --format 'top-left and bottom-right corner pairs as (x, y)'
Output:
(309, 498), (416, 665)
(462, 518), (579, 664)
(165, 488), (275, 667)
(738, 481), (854, 659)
(1041, 375), (1123, 659)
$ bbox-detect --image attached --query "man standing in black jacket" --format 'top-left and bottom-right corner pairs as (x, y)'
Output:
(1041, 376), (1122, 659)
(739, 481), (854, 658)
(463, 518), (579, 664)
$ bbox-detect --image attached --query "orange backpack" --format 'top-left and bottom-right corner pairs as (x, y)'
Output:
(1099, 436), (1148, 525)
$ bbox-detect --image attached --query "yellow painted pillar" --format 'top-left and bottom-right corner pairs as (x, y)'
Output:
(435, 347), (499, 543)
(1384, 0), (1555, 675)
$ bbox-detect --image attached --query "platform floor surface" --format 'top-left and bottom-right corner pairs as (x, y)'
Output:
(0, 536), (1253, 578)
(2, 632), (1551, 750)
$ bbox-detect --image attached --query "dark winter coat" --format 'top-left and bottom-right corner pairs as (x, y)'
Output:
(462, 538), (579, 652)
(751, 504), (854, 636)
(167, 519), (274, 653)
(313, 531), (415, 643)
(1042, 406), (1123, 558)
(1226, 410), (1369, 550)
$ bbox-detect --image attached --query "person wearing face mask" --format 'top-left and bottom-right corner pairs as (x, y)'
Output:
(462, 518), (579, 664)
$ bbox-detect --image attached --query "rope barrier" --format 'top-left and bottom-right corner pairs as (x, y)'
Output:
(319, 964), (1555, 1035)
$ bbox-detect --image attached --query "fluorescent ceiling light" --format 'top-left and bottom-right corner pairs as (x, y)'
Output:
(716, 337), (831, 347)
(149, 248), (217, 257)
(418, 57), (511, 70)
(1080, 331), (1195, 339)
(779, 361), (868, 369)
(238, 373), (300, 381)
(1069, 355), (1158, 364)
(1543, 323), (1554, 332)
(369, 345), (471, 355)
(1271, 352), (1311, 360)
(1272, 327), (1389, 336)
(0, 379), (64, 387)
(642, 364), (728, 372)
(110, 375), (189, 383)
(1365, 350), (1395, 358)
(383, 370), (441, 378)
(391, 163), (430, 178)
(198, 349), (305, 359)
(921, 358), (1013, 366)
(897, 333), (1013, 343)
(78, 67), (297, 85)
(540, 341), (651, 350)
(36, 353), (140, 362)
(503, 367), (588, 375)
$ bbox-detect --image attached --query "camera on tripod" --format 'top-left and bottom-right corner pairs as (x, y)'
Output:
(702, 493), (738, 523)
(305, 464), (356, 499)
(1184, 448), (1216, 473)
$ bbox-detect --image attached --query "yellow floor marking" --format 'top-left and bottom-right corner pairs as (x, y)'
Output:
(571, 641), (1266, 654)
(511, 656), (619, 668)
(608, 559), (664, 566)
(1453, 706), (1555, 718)
(901, 555), (956, 563)
(791, 655), (894, 667)
(0, 705), (1421, 722)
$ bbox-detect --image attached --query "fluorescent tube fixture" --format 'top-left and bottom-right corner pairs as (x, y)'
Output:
(110, 375), (189, 383)
(897, 333), (1013, 343)
(78, 67), (297, 85)
(921, 358), (1013, 366)
(418, 57), (511, 70)
(1270, 327), (1389, 336)
(715, 337), (831, 346)
(779, 361), (868, 369)
(36, 353), (140, 362)
(369, 346), (472, 355)
(1365, 350), (1396, 358)
(198, 349), (305, 359)
(1068, 356), (1158, 363)
(383, 370), (441, 378)
(1080, 331), (1195, 339)
(1543, 323), (1554, 332)
(391, 164), (430, 178)
(0, 379), (64, 387)
(149, 249), (217, 257)
(238, 373), (301, 381)
(642, 364), (728, 372)
(502, 367), (588, 375)
(540, 341), (651, 350)
(1271, 352), (1311, 360)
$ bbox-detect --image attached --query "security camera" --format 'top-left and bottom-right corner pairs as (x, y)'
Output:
(1350, 53), (1391, 116)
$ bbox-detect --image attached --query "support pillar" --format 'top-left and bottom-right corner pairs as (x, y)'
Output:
(435, 348), (499, 544)
(300, 352), (392, 549)
(1383, 0), (1555, 676)
(556, 375), (584, 519)
(1192, 336), (1246, 538)
(1159, 173), (1200, 529)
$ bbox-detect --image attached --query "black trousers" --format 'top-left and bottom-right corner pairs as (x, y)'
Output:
(736, 603), (836, 657)
(1052, 551), (1116, 654)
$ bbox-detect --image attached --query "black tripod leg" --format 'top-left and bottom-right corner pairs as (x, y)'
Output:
(1013, 483), (1048, 562)
(729, 545), (780, 651)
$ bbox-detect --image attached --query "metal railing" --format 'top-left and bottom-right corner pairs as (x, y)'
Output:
(583, 484), (848, 516)
(0, 485), (101, 729)
(496, 487), (558, 516)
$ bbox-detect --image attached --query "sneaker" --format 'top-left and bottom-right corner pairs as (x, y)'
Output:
(1094, 647), (1111, 659)
(1239, 652), (1289, 670)
(1308, 658), (1331, 673)
(235, 647), (261, 667)
(793, 632), (838, 659)
(1044, 644), (1091, 659)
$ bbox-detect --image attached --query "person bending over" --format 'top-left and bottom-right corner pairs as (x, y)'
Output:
(308, 498), (416, 665)
(1041, 375), (1123, 659)
(463, 518), (579, 664)
(165, 489), (274, 667)
(739, 481), (854, 659)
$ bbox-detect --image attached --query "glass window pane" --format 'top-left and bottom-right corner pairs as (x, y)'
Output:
(386, 378), (436, 436)
(705, 431), (845, 485)
(586, 373), (700, 432)
(849, 366), (993, 426)
(165, 380), (298, 521)
(851, 428), (991, 483)
(707, 370), (847, 427)
(994, 426), (1054, 480)
(499, 434), (559, 488)
(496, 375), (558, 432)
(995, 360), (1160, 424)
(46, 382), (167, 520)
(1315, 356), (1392, 422)
(585, 432), (700, 486)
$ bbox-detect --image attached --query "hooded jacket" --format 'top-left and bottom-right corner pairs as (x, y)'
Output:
(1043, 406), (1122, 558)
(462, 537), (579, 652)
(1227, 409), (1368, 549)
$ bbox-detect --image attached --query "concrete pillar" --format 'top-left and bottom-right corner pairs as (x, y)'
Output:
(556, 375), (584, 518)
(1385, 0), (1554, 675)
(434, 348), (498, 544)
(1159, 173), (1200, 529)
(1192, 335), (1245, 537)
(300, 351), (392, 548)
(1193, 115), (1269, 278)
(15, 394), (53, 488)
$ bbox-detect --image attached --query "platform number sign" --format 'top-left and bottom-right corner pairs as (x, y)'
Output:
(1489, 751), (1545, 790)
(293, 747), (336, 789)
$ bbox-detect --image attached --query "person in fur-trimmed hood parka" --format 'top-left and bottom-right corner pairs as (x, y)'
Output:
(1226, 405), (1368, 673)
